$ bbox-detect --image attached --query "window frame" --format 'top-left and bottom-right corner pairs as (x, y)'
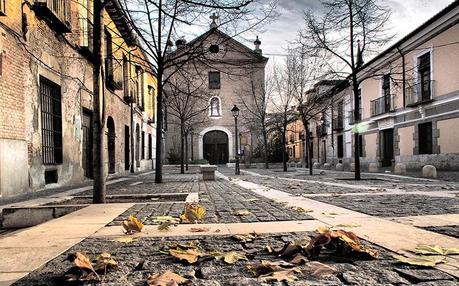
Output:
(208, 71), (221, 89)
(0, 0), (6, 16)
(209, 96), (222, 117)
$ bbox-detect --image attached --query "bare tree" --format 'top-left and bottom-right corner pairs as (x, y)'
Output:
(300, 0), (393, 180)
(271, 62), (296, 172)
(237, 72), (273, 169)
(119, 0), (278, 183)
(165, 69), (209, 174)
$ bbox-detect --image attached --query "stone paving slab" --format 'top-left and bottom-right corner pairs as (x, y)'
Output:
(109, 179), (313, 226)
(0, 203), (134, 285)
(423, 225), (459, 239)
(310, 194), (459, 217)
(11, 232), (458, 286)
(388, 214), (459, 227)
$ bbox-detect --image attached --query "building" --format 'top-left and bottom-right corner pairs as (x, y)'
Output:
(354, 0), (459, 170)
(0, 0), (157, 197)
(165, 18), (268, 165)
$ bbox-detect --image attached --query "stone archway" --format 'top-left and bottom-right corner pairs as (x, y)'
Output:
(198, 126), (234, 160)
(107, 116), (116, 174)
(203, 131), (229, 164)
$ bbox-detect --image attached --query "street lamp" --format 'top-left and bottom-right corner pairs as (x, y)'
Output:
(231, 105), (240, 175)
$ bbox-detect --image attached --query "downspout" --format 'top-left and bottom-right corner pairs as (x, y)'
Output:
(396, 46), (406, 107)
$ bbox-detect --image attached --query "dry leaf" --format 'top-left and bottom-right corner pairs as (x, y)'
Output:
(290, 254), (308, 265)
(95, 252), (118, 272)
(393, 254), (446, 267)
(113, 236), (138, 244)
(213, 251), (248, 264)
(414, 245), (459, 256)
(247, 260), (294, 276)
(65, 252), (99, 281)
(335, 223), (361, 228)
(233, 209), (252, 216)
(233, 233), (258, 242)
(72, 252), (96, 272)
(189, 227), (210, 233)
(180, 203), (206, 223)
(306, 261), (335, 278)
(147, 271), (190, 286)
(259, 268), (301, 283)
(122, 215), (144, 234)
(169, 248), (206, 264)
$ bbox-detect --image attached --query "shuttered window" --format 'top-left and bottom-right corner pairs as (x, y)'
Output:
(40, 77), (63, 165)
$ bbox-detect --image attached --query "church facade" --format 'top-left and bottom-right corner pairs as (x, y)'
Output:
(165, 24), (268, 165)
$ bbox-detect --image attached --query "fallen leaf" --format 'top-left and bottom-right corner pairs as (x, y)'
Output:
(294, 207), (313, 213)
(189, 227), (210, 233)
(233, 233), (258, 242)
(233, 209), (252, 216)
(95, 252), (118, 272)
(147, 271), (190, 286)
(169, 248), (206, 264)
(258, 268), (301, 283)
(290, 254), (308, 265)
(65, 252), (99, 281)
(122, 215), (144, 234)
(71, 252), (96, 273)
(112, 236), (138, 244)
(246, 260), (294, 276)
(180, 203), (206, 223)
(306, 261), (335, 278)
(414, 245), (459, 256)
(392, 254), (446, 267)
(335, 223), (361, 228)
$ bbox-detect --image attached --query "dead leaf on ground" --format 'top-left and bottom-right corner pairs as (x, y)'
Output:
(122, 215), (144, 234)
(64, 252), (99, 282)
(414, 245), (459, 256)
(95, 252), (118, 272)
(335, 223), (361, 228)
(233, 209), (252, 216)
(258, 268), (301, 283)
(392, 254), (446, 267)
(293, 207), (314, 213)
(189, 227), (211, 233)
(155, 216), (180, 231)
(112, 236), (139, 244)
(306, 261), (335, 278)
(169, 248), (206, 264)
(246, 260), (295, 276)
(213, 251), (248, 264)
(290, 254), (308, 265)
(233, 232), (258, 242)
(147, 270), (190, 286)
(180, 203), (206, 223)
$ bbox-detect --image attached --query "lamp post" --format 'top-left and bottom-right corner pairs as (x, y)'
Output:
(231, 105), (240, 175)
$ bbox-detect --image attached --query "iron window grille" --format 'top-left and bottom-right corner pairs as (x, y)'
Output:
(40, 76), (63, 165)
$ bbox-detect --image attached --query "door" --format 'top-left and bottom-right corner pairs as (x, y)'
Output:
(380, 129), (394, 167)
(337, 135), (344, 158)
(107, 117), (116, 174)
(124, 125), (130, 170)
(82, 111), (93, 178)
(203, 131), (228, 165)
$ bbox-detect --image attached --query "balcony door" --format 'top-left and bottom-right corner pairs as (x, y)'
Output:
(418, 53), (431, 101)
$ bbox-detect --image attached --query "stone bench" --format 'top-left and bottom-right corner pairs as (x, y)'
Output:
(200, 165), (217, 181)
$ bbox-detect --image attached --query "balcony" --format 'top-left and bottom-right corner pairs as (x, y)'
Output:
(105, 57), (123, 91)
(406, 80), (435, 107)
(348, 109), (362, 125)
(333, 115), (344, 131)
(370, 96), (395, 117)
(33, 0), (71, 33)
(78, 18), (94, 56)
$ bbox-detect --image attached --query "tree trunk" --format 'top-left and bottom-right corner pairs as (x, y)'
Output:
(180, 122), (185, 174)
(92, 0), (106, 203)
(185, 132), (189, 171)
(352, 75), (361, 180)
(282, 130), (287, 172)
(305, 123), (313, 176)
(154, 71), (164, 183)
(263, 129), (269, 169)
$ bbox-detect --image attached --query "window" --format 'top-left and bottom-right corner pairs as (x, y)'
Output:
(337, 135), (344, 158)
(418, 52), (431, 101)
(209, 71), (220, 89)
(210, 97), (221, 117)
(382, 74), (391, 111)
(141, 131), (145, 159)
(136, 66), (144, 110)
(418, 122), (433, 154)
(78, 0), (92, 48)
(148, 85), (156, 122)
(0, 0), (6, 16)
(40, 77), (63, 165)
(122, 55), (129, 98)
(105, 29), (114, 87)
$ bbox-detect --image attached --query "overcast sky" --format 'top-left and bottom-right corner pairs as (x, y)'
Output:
(254, 0), (455, 61)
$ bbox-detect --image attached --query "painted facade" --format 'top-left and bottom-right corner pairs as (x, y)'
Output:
(0, 0), (157, 197)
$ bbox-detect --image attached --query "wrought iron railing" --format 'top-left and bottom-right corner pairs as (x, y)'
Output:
(348, 109), (362, 125)
(406, 80), (435, 106)
(79, 18), (93, 52)
(370, 95), (394, 117)
(34, 0), (71, 32)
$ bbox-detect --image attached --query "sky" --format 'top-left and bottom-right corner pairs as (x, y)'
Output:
(254, 0), (455, 62)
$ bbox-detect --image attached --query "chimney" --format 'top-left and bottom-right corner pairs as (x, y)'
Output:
(254, 36), (262, 55)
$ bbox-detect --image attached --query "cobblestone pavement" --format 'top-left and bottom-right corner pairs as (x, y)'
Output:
(300, 194), (459, 217)
(109, 179), (313, 225)
(423, 225), (459, 239)
(12, 233), (458, 286)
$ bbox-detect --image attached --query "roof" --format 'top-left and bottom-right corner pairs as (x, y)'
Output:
(360, 0), (459, 70)
(105, 0), (138, 46)
(171, 27), (269, 63)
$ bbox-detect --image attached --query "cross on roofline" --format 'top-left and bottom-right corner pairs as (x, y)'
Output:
(210, 12), (218, 28)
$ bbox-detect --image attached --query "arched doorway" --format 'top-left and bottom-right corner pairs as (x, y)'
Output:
(203, 131), (228, 164)
(107, 117), (116, 174)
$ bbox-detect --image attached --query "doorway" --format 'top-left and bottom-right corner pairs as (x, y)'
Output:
(82, 111), (93, 178)
(203, 131), (228, 164)
(124, 125), (130, 171)
(107, 117), (116, 174)
(380, 128), (394, 167)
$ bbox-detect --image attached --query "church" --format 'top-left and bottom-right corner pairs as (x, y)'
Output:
(165, 16), (268, 165)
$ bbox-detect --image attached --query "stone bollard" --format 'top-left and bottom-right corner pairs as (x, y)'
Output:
(422, 165), (437, 179)
(393, 163), (406, 175)
(368, 163), (379, 173)
(335, 163), (344, 171)
(313, 162), (321, 169)
(323, 163), (332, 170)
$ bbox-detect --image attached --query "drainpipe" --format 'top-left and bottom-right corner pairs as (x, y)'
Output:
(396, 46), (406, 107)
